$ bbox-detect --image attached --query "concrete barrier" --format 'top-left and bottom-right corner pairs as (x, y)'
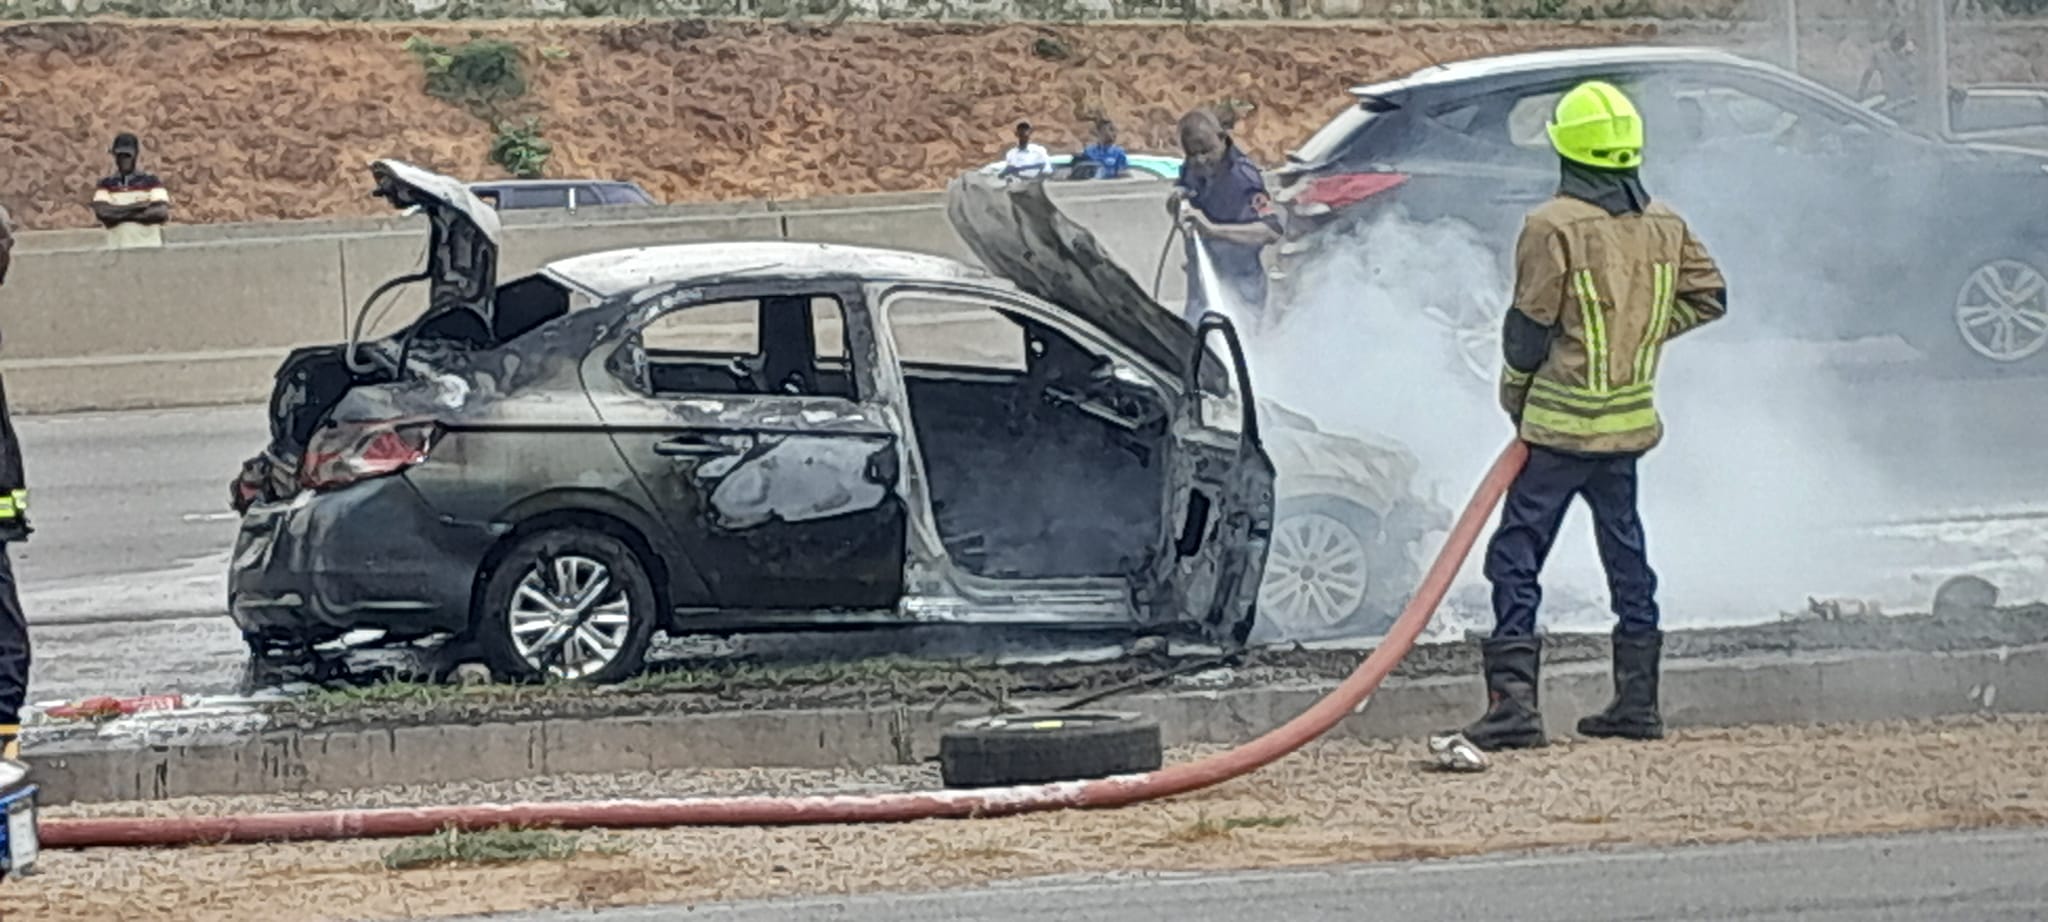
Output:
(0, 183), (1175, 415)
(25, 643), (2048, 805)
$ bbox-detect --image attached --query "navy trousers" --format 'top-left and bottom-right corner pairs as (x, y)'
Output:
(1484, 445), (1660, 639)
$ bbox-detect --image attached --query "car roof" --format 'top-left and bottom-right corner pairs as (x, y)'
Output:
(542, 242), (1002, 298)
(1351, 45), (1768, 97)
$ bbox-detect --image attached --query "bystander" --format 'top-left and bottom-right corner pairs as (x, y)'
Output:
(90, 132), (172, 248)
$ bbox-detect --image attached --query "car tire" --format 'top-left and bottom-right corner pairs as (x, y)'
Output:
(1913, 254), (2048, 372)
(938, 712), (1163, 789)
(1252, 496), (1420, 644)
(476, 528), (658, 685)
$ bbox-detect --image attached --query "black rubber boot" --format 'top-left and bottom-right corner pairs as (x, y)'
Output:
(1456, 636), (1548, 751)
(1577, 630), (1665, 741)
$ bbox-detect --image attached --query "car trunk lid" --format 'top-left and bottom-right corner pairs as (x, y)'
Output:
(368, 159), (503, 342)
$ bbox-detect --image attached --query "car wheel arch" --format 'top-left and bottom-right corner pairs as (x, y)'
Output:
(1253, 490), (1430, 644)
(1275, 475), (1403, 521)
(477, 493), (705, 623)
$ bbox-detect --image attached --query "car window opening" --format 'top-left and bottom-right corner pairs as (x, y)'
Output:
(886, 294), (1170, 583)
(632, 294), (855, 401)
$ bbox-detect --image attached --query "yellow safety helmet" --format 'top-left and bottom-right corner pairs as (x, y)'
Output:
(1548, 81), (1644, 170)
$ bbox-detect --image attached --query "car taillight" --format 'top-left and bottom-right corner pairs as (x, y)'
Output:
(300, 420), (439, 491)
(1287, 171), (1410, 216)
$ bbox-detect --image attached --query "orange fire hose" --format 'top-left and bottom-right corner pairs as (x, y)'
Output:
(41, 440), (1530, 849)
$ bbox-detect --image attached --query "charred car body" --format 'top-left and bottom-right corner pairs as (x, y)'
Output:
(1271, 46), (2048, 374)
(233, 162), (1310, 682)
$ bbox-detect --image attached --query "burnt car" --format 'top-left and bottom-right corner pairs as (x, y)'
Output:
(229, 160), (1285, 682)
(1270, 46), (2048, 375)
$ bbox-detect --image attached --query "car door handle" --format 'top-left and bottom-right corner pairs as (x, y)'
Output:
(654, 436), (737, 458)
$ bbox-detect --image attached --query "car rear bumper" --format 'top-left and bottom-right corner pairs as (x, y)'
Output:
(228, 475), (496, 643)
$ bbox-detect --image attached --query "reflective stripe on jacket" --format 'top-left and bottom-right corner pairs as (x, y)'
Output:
(1499, 195), (1727, 455)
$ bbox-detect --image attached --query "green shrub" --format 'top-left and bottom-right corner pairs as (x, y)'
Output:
(491, 118), (554, 179)
(404, 34), (528, 116)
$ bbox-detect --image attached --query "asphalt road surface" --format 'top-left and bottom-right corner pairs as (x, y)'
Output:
(459, 828), (2048, 922)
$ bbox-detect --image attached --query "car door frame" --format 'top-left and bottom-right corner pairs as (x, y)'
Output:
(867, 280), (1210, 628)
(1150, 312), (1276, 644)
(578, 276), (910, 621)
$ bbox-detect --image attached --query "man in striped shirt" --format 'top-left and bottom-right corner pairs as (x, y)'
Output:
(91, 132), (172, 248)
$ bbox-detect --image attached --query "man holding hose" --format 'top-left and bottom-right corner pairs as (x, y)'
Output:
(1435, 82), (1727, 761)
(1167, 108), (1280, 326)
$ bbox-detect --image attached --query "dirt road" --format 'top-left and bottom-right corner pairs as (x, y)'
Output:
(15, 716), (2048, 921)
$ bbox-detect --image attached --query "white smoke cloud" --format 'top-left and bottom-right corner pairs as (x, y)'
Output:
(1248, 204), (1924, 634)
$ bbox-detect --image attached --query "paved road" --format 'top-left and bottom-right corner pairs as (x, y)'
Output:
(461, 828), (2048, 922)
(14, 403), (264, 616)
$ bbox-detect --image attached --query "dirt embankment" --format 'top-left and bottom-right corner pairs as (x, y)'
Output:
(0, 18), (1657, 229)
(8, 17), (2048, 231)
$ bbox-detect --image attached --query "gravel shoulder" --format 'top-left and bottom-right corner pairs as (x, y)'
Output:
(15, 715), (2048, 922)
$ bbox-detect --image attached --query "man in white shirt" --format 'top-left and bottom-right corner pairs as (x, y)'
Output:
(998, 121), (1053, 180)
(91, 132), (172, 249)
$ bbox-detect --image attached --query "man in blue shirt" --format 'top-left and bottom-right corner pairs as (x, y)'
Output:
(1078, 119), (1129, 180)
(1167, 108), (1281, 326)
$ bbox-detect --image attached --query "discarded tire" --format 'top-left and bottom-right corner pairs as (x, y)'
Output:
(939, 712), (1163, 789)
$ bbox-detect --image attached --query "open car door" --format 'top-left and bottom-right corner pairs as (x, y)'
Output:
(945, 172), (1277, 645)
(1153, 314), (1276, 645)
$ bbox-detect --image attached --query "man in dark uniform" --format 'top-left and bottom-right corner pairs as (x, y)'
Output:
(1167, 108), (1280, 327)
(0, 205), (31, 764)
(1433, 82), (1726, 761)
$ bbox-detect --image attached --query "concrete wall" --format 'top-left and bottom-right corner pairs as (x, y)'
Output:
(0, 182), (1179, 415)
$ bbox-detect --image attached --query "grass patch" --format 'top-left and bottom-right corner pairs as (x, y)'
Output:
(274, 654), (1018, 726)
(381, 825), (608, 871)
(292, 679), (498, 715)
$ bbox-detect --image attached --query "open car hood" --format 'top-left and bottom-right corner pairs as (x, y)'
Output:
(946, 172), (1198, 378)
(368, 159), (502, 343)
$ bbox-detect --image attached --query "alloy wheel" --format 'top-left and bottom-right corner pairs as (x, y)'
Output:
(506, 554), (635, 680)
(1423, 301), (1501, 383)
(1954, 259), (2048, 363)
(1259, 511), (1372, 634)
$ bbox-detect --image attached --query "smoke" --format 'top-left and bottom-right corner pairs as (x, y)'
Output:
(1249, 202), (1915, 634)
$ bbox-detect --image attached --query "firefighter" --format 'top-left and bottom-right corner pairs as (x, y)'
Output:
(1166, 107), (1281, 326)
(1441, 81), (1727, 754)
(0, 206), (28, 764)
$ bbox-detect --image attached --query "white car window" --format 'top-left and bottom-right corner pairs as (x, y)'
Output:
(1507, 91), (1565, 150)
(886, 295), (1028, 372)
(1956, 92), (2048, 133)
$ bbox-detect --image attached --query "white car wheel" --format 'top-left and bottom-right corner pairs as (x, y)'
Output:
(506, 554), (636, 680)
(1260, 509), (1373, 635)
(481, 528), (657, 684)
(1953, 258), (2048, 363)
(1423, 299), (1501, 383)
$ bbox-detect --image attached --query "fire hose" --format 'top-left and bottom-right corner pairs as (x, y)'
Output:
(40, 439), (1526, 849)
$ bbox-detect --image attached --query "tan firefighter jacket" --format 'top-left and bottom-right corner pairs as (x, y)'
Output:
(1499, 195), (1727, 455)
